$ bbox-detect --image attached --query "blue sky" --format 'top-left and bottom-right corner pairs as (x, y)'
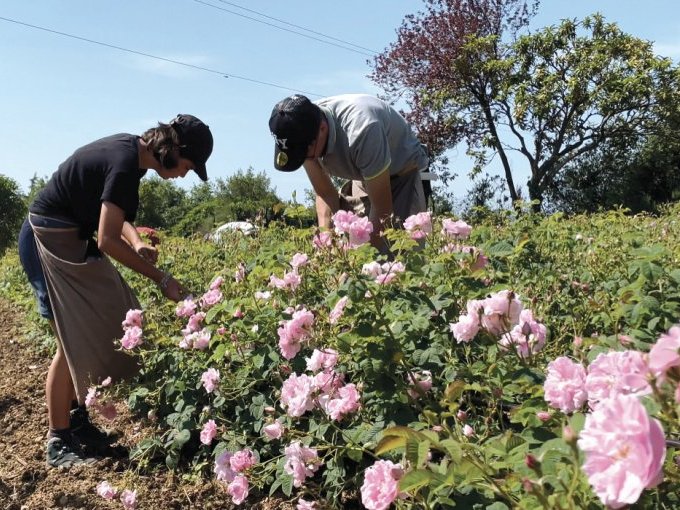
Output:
(1, 1), (679, 204)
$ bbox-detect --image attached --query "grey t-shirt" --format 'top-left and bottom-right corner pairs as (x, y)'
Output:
(314, 94), (428, 181)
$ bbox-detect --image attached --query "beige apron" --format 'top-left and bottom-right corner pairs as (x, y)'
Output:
(30, 215), (140, 403)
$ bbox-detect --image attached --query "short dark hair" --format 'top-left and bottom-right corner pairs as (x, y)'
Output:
(141, 123), (180, 170)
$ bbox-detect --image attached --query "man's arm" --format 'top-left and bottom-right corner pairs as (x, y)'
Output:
(304, 159), (339, 229)
(363, 168), (393, 250)
(121, 221), (158, 264)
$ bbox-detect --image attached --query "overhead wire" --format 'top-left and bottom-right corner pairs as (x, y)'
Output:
(210, 0), (379, 54)
(0, 15), (324, 97)
(193, 0), (376, 58)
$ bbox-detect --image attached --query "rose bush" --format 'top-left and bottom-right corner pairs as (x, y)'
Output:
(4, 203), (680, 508)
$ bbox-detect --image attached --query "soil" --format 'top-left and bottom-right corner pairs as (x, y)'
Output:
(0, 298), (294, 510)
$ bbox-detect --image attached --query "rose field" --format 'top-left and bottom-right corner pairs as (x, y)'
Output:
(2, 204), (680, 510)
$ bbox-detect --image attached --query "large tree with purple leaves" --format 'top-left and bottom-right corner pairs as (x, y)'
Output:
(370, 2), (679, 208)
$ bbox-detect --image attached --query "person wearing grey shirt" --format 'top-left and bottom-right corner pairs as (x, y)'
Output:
(269, 94), (430, 250)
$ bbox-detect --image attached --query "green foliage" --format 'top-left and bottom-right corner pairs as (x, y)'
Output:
(213, 168), (282, 223)
(136, 176), (190, 230)
(0, 174), (27, 255)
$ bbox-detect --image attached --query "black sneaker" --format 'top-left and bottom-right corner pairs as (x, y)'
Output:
(46, 436), (96, 468)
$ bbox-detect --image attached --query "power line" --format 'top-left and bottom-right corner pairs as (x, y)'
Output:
(194, 0), (376, 58)
(211, 0), (379, 54)
(0, 15), (324, 97)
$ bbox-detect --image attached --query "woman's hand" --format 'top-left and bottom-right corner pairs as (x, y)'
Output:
(135, 242), (158, 265)
(158, 273), (189, 302)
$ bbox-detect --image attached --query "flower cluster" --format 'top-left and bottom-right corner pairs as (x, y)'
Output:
(96, 481), (137, 509)
(214, 448), (257, 505)
(332, 210), (373, 248)
(403, 211), (432, 240)
(277, 307), (315, 360)
(362, 261), (406, 285)
(120, 308), (144, 349)
(449, 290), (547, 358)
(280, 348), (361, 421)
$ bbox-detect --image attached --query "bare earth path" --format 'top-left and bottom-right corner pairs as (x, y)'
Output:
(0, 298), (292, 510)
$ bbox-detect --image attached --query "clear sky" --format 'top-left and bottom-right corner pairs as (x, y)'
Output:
(1, 1), (679, 203)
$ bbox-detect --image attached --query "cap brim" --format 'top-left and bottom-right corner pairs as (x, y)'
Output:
(273, 144), (306, 172)
(194, 163), (208, 181)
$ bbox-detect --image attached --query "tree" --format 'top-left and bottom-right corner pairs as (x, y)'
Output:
(25, 173), (49, 207)
(213, 168), (281, 223)
(136, 176), (189, 230)
(371, 3), (680, 209)
(0, 174), (27, 255)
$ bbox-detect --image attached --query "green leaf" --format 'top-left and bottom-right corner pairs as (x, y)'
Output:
(375, 435), (407, 455)
(398, 469), (432, 492)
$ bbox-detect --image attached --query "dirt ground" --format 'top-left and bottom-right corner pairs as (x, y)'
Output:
(0, 298), (294, 510)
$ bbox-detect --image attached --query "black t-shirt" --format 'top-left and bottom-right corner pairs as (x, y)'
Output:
(31, 134), (146, 239)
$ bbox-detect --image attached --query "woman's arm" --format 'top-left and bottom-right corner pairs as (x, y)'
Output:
(121, 221), (158, 264)
(97, 201), (185, 300)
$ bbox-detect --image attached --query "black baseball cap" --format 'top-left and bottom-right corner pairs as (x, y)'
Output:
(269, 95), (321, 171)
(171, 114), (213, 181)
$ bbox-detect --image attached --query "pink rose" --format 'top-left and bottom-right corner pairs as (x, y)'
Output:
(263, 421), (284, 440)
(585, 350), (651, 408)
(284, 442), (320, 488)
(230, 449), (256, 472)
(227, 475), (249, 505)
(200, 419), (217, 445)
(360, 460), (403, 510)
(120, 489), (137, 510)
(441, 218), (472, 239)
(122, 309), (143, 329)
(96, 481), (117, 500)
(543, 356), (587, 413)
(648, 326), (680, 383)
(201, 368), (220, 393)
(577, 394), (666, 508)
(280, 373), (315, 417)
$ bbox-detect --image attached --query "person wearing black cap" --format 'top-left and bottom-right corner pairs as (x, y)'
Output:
(18, 114), (213, 468)
(269, 94), (430, 250)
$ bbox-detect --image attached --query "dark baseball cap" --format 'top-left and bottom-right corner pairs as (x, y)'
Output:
(269, 95), (321, 171)
(171, 114), (213, 181)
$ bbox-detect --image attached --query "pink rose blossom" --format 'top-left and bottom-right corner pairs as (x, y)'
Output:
(362, 261), (383, 278)
(456, 410), (467, 422)
(441, 218), (472, 239)
(200, 419), (217, 445)
(120, 326), (143, 349)
(120, 489), (137, 510)
(403, 211), (432, 240)
(290, 252), (309, 269)
(543, 356), (588, 413)
(585, 350), (651, 408)
(312, 370), (345, 394)
(209, 276), (224, 290)
(122, 309), (143, 329)
(200, 289), (223, 308)
(201, 368), (220, 393)
(100, 376), (112, 387)
(312, 231), (332, 249)
(360, 460), (403, 510)
(537, 411), (551, 422)
(348, 216), (373, 247)
(227, 475), (249, 505)
(191, 328), (211, 350)
(297, 498), (317, 510)
(449, 313), (480, 343)
(230, 449), (256, 472)
(263, 421), (284, 440)
(481, 290), (523, 335)
(277, 308), (314, 360)
(648, 326), (680, 383)
(407, 370), (433, 399)
(284, 441), (320, 488)
(183, 312), (206, 335)
(577, 394), (666, 509)
(332, 210), (358, 235)
(281, 373), (316, 417)
(463, 424), (475, 437)
(499, 309), (547, 358)
(318, 383), (361, 421)
(85, 387), (99, 408)
(175, 298), (197, 318)
(329, 296), (349, 325)
(306, 348), (339, 372)
(375, 262), (405, 285)
(215, 451), (236, 482)
(96, 481), (117, 500)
